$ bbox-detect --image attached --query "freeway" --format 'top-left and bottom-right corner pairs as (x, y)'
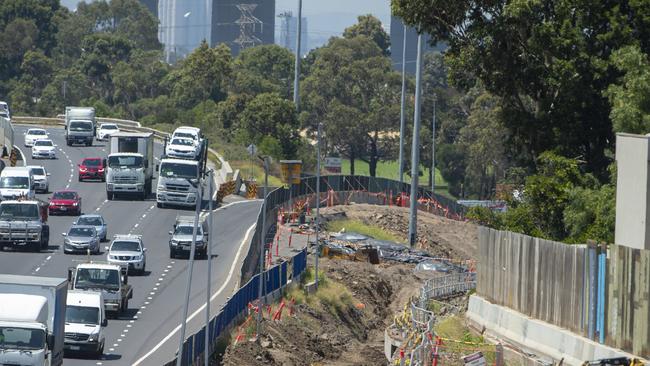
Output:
(1, 125), (261, 365)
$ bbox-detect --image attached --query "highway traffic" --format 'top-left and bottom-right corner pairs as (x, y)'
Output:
(1, 125), (261, 365)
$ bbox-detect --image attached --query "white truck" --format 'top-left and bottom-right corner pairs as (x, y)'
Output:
(64, 291), (106, 357)
(65, 107), (96, 146)
(68, 262), (133, 317)
(0, 198), (50, 252)
(0, 274), (68, 366)
(156, 158), (201, 208)
(106, 132), (154, 200)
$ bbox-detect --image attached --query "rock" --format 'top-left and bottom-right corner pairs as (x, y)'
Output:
(256, 355), (263, 361)
(320, 333), (329, 340)
(261, 340), (272, 348)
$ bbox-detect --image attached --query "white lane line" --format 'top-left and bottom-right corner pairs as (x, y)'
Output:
(132, 223), (256, 366)
(46, 256), (51, 260)
(34, 267), (40, 272)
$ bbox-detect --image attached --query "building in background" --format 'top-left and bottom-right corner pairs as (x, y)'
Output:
(277, 12), (308, 57)
(211, 0), (275, 55)
(158, 0), (212, 63)
(390, 16), (445, 74)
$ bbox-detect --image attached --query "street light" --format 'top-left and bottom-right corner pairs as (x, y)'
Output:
(256, 155), (270, 337)
(314, 122), (322, 289)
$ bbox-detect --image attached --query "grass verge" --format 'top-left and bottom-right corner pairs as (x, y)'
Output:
(326, 219), (404, 243)
(285, 268), (356, 319)
(435, 316), (496, 363)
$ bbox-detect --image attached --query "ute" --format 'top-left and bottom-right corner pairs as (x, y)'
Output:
(68, 262), (132, 317)
(0, 198), (50, 252)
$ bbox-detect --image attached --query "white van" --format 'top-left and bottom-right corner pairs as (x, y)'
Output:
(64, 291), (107, 357)
(0, 166), (34, 200)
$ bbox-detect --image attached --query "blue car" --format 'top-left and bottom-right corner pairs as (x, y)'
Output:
(74, 214), (107, 242)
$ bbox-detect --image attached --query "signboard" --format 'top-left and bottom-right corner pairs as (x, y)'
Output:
(323, 157), (342, 173)
(280, 160), (302, 185)
(462, 352), (486, 366)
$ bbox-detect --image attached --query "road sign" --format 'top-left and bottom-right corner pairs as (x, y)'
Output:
(247, 144), (257, 156)
(323, 157), (342, 173)
(280, 160), (302, 185)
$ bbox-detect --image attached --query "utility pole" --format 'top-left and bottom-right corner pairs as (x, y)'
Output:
(204, 170), (214, 366)
(408, 32), (424, 247)
(256, 156), (269, 337)
(431, 94), (436, 194)
(398, 24), (408, 185)
(292, 0), (303, 109)
(314, 122), (322, 289)
(176, 178), (202, 366)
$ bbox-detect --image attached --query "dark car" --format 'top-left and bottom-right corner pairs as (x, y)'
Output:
(78, 157), (107, 182)
(49, 190), (82, 215)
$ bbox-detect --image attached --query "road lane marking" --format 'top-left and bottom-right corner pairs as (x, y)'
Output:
(46, 256), (51, 260)
(132, 223), (256, 366)
(34, 267), (40, 272)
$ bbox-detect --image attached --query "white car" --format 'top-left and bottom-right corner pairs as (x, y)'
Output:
(31, 139), (57, 159)
(165, 137), (199, 159)
(28, 165), (50, 193)
(24, 128), (48, 147)
(97, 123), (119, 140)
(171, 127), (201, 148)
(106, 235), (147, 275)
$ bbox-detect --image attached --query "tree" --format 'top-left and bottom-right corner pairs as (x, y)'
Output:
(392, 0), (650, 178)
(236, 93), (299, 159)
(0, 0), (60, 54)
(40, 69), (91, 115)
(165, 42), (232, 109)
(112, 50), (170, 117)
(0, 18), (39, 80)
(80, 33), (133, 100)
(343, 14), (390, 55)
(231, 45), (294, 98)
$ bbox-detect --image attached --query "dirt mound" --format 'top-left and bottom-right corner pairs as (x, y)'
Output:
(320, 203), (479, 260)
(221, 259), (421, 366)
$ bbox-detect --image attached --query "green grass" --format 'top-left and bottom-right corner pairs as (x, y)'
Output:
(435, 316), (497, 363)
(326, 219), (405, 243)
(340, 159), (447, 187)
(231, 159), (284, 187)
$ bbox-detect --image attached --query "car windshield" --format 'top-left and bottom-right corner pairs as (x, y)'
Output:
(174, 132), (196, 141)
(83, 159), (101, 166)
(0, 326), (45, 350)
(0, 176), (28, 189)
(108, 155), (143, 168)
(175, 225), (202, 235)
(65, 305), (99, 325)
(171, 138), (194, 146)
(28, 130), (46, 136)
(75, 268), (120, 290)
(69, 227), (95, 237)
(53, 192), (76, 200)
(101, 125), (118, 130)
(77, 216), (103, 226)
(0, 203), (39, 219)
(160, 162), (197, 179)
(111, 241), (141, 252)
(69, 121), (92, 131)
(30, 168), (45, 176)
(34, 140), (53, 147)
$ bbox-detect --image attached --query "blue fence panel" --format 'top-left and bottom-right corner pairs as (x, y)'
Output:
(182, 336), (193, 366)
(293, 248), (307, 276)
(193, 327), (205, 360)
(281, 261), (287, 286)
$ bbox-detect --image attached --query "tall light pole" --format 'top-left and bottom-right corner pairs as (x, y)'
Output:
(292, 0), (303, 109)
(431, 94), (436, 194)
(408, 32), (424, 247)
(176, 177), (202, 366)
(204, 169), (214, 366)
(256, 156), (269, 337)
(398, 23), (408, 185)
(314, 122), (322, 289)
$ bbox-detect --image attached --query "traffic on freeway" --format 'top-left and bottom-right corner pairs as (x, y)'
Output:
(0, 123), (261, 365)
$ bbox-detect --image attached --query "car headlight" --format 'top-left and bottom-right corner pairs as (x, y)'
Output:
(72, 202), (78, 206)
(64, 238), (70, 244)
(88, 332), (98, 342)
(170, 240), (178, 246)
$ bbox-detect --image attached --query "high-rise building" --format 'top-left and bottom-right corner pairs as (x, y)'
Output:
(158, 0), (212, 62)
(277, 12), (308, 57)
(211, 0), (275, 55)
(390, 16), (445, 74)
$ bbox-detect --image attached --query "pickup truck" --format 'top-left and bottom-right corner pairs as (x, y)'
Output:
(0, 199), (50, 252)
(68, 262), (132, 317)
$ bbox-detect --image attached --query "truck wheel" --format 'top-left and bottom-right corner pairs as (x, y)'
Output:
(122, 299), (129, 313)
(141, 191), (146, 201)
(157, 201), (164, 208)
(169, 248), (175, 259)
(96, 341), (104, 357)
(86, 141), (92, 147)
(107, 191), (113, 200)
(66, 140), (71, 146)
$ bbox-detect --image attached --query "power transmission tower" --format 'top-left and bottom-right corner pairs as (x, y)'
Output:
(277, 11), (292, 49)
(234, 3), (262, 50)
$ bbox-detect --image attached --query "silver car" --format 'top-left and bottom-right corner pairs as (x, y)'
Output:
(106, 235), (146, 275)
(74, 214), (107, 241)
(63, 225), (100, 254)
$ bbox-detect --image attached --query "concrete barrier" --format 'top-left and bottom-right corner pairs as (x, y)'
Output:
(466, 295), (648, 366)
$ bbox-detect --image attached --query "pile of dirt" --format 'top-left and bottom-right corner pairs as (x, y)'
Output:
(221, 258), (422, 366)
(319, 203), (479, 260)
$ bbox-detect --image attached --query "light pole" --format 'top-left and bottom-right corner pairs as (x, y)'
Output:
(398, 23), (408, 185)
(431, 93), (436, 194)
(176, 176), (202, 366)
(293, 0), (303, 109)
(408, 31), (424, 247)
(314, 122), (322, 289)
(183, 11), (191, 58)
(204, 169), (214, 366)
(256, 156), (270, 337)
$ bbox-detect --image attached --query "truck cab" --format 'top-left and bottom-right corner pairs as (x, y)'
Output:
(0, 199), (50, 252)
(68, 263), (132, 317)
(64, 291), (106, 357)
(106, 132), (154, 200)
(0, 167), (35, 200)
(156, 158), (201, 208)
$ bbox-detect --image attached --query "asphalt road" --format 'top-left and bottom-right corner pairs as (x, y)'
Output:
(2, 126), (261, 365)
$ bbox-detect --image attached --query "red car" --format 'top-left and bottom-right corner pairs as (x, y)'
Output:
(78, 157), (107, 182)
(49, 191), (82, 215)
